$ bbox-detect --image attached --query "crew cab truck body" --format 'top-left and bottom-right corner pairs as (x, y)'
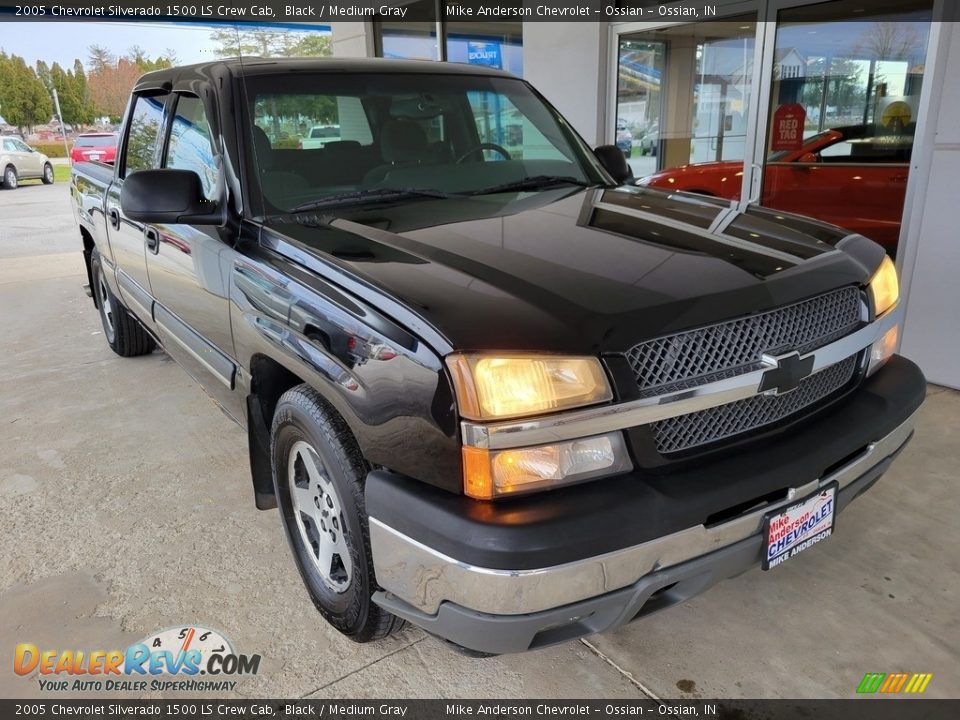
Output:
(71, 58), (925, 655)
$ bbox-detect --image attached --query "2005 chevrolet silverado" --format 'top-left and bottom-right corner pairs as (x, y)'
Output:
(71, 58), (925, 655)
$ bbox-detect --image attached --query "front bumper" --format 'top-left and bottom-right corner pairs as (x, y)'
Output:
(367, 356), (924, 654)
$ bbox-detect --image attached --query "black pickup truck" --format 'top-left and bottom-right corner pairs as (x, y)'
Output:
(71, 58), (925, 655)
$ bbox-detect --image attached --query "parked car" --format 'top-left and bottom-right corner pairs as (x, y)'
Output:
(637, 120), (659, 156)
(1, 136), (54, 188)
(637, 124), (913, 252)
(615, 120), (633, 158)
(71, 133), (119, 164)
(72, 59), (924, 655)
(298, 125), (341, 149)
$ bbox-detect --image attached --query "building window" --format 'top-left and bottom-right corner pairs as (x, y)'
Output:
(374, 0), (439, 60)
(374, 1), (522, 75)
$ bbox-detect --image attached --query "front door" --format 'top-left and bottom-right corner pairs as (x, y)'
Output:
(144, 92), (240, 417)
(107, 91), (169, 328)
(11, 138), (43, 177)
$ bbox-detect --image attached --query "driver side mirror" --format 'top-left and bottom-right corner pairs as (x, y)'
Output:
(797, 151), (819, 164)
(121, 169), (223, 225)
(594, 145), (633, 184)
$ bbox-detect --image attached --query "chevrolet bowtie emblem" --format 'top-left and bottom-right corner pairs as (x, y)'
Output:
(759, 352), (815, 395)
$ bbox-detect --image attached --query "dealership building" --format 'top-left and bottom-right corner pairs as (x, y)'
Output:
(319, 0), (959, 390)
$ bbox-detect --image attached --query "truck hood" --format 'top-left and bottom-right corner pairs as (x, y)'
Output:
(268, 186), (884, 355)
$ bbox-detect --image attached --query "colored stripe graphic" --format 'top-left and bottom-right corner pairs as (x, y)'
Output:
(905, 673), (934, 694)
(857, 673), (886, 693)
(857, 672), (933, 694)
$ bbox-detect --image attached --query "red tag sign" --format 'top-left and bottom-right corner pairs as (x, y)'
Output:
(771, 103), (806, 151)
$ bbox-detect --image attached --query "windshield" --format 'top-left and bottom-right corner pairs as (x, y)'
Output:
(75, 135), (115, 147)
(242, 72), (605, 214)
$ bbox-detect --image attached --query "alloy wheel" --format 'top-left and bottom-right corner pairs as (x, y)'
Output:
(287, 439), (352, 592)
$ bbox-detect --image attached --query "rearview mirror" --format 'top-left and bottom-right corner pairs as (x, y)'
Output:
(594, 145), (633, 184)
(121, 169), (222, 225)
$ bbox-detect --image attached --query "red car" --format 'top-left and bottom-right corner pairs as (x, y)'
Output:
(637, 124), (914, 252)
(70, 133), (118, 165)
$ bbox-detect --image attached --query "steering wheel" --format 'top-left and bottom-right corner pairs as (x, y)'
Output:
(455, 143), (512, 164)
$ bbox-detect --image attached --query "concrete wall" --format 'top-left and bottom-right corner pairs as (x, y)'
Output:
(329, 21), (373, 58)
(899, 15), (960, 389)
(522, 23), (609, 146)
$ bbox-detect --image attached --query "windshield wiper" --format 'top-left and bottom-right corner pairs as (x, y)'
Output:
(468, 175), (596, 196)
(287, 187), (460, 213)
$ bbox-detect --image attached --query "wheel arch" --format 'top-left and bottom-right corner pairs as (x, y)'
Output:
(245, 353), (365, 511)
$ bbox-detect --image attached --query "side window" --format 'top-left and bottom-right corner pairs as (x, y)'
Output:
(2, 139), (15, 152)
(165, 95), (218, 200)
(819, 129), (914, 164)
(14, 139), (32, 152)
(124, 93), (169, 176)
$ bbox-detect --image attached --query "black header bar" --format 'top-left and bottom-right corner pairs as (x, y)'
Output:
(0, 700), (959, 720)
(0, 0), (936, 23)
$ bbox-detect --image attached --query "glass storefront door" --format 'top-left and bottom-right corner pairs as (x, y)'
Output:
(759, 0), (932, 255)
(615, 16), (758, 183)
(613, 0), (934, 255)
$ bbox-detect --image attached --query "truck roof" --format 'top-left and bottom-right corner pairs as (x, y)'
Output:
(134, 56), (516, 92)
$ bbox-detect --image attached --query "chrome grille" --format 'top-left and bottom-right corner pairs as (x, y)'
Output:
(626, 286), (862, 398)
(652, 356), (858, 455)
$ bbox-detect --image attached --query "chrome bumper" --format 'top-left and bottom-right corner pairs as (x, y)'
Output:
(370, 410), (916, 617)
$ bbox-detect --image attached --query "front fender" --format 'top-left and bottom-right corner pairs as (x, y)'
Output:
(230, 242), (462, 494)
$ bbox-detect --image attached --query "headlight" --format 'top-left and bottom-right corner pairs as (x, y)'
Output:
(869, 256), (899, 317)
(446, 354), (613, 421)
(462, 432), (632, 499)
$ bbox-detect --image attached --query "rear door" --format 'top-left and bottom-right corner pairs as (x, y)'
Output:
(107, 91), (169, 328)
(144, 91), (240, 416)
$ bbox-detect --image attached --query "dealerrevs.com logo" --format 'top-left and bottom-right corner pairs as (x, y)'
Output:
(14, 626), (261, 693)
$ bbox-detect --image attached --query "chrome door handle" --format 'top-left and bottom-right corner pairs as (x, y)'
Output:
(108, 207), (121, 230)
(144, 226), (160, 254)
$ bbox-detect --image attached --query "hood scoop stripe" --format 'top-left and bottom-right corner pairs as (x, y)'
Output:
(593, 199), (804, 267)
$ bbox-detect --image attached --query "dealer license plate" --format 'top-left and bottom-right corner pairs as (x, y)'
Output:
(90, 153), (101, 161)
(762, 483), (837, 570)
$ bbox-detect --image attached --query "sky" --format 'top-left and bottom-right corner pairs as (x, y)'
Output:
(0, 21), (329, 70)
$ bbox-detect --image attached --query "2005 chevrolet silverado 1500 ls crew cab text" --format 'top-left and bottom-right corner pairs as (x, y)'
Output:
(71, 58), (925, 655)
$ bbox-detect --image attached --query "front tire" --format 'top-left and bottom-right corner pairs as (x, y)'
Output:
(90, 248), (155, 357)
(42, 163), (54, 184)
(2, 165), (17, 189)
(271, 385), (403, 643)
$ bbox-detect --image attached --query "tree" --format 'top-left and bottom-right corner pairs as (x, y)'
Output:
(855, 22), (923, 62)
(87, 44), (114, 73)
(0, 52), (53, 133)
(209, 28), (331, 58)
(88, 58), (141, 122)
(124, 46), (175, 72)
(288, 34), (331, 57)
(72, 59), (95, 124)
(49, 61), (93, 126)
(35, 60), (52, 91)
